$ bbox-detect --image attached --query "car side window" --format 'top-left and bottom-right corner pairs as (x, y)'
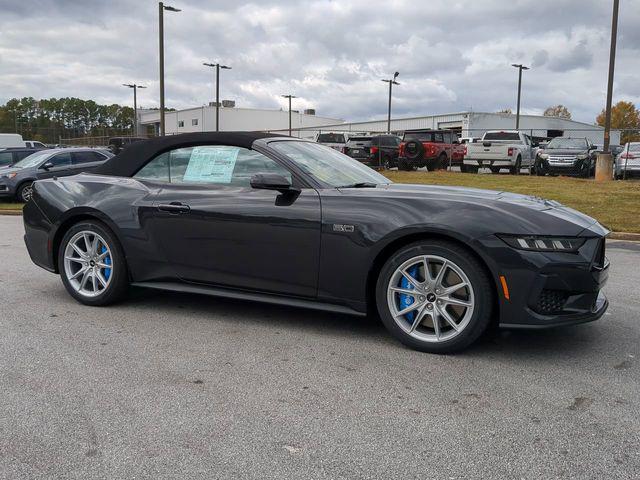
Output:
(0, 151), (13, 166)
(135, 146), (291, 187)
(434, 133), (444, 143)
(48, 152), (72, 168)
(72, 151), (107, 164)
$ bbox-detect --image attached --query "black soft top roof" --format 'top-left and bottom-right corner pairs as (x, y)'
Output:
(94, 131), (284, 177)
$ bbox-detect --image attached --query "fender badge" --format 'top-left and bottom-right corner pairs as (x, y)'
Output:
(333, 224), (355, 233)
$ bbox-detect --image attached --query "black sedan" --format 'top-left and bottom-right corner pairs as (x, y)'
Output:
(23, 132), (609, 353)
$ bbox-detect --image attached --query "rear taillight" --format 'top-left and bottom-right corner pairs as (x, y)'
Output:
(463, 146), (467, 155)
(399, 144), (405, 155)
(370, 146), (379, 155)
(508, 147), (514, 156)
(341, 146), (346, 154)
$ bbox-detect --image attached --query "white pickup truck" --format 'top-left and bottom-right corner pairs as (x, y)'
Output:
(463, 130), (535, 174)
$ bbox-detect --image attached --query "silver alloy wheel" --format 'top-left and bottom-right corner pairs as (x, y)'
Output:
(386, 254), (475, 343)
(20, 183), (33, 202)
(63, 230), (113, 298)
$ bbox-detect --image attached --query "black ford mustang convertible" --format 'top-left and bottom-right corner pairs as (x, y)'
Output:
(23, 132), (609, 353)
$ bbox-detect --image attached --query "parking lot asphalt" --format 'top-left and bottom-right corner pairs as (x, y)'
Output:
(0, 215), (638, 479)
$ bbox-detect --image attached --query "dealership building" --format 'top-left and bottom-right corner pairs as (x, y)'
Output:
(138, 103), (341, 136)
(287, 111), (620, 145)
(139, 107), (619, 145)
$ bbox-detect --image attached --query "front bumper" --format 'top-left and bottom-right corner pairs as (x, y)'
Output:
(475, 230), (610, 328)
(0, 182), (15, 198)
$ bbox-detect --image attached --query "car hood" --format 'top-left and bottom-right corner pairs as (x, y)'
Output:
(355, 183), (602, 236)
(544, 148), (589, 156)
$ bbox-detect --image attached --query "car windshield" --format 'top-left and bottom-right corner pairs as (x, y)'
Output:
(270, 141), (390, 188)
(346, 137), (372, 145)
(317, 133), (346, 144)
(547, 138), (588, 149)
(12, 150), (52, 168)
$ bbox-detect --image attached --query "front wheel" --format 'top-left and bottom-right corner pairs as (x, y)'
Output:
(510, 157), (522, 175)
(58, 220), (129, 306)
(375, 240), (494, 353)
(17, 182), (34, 203)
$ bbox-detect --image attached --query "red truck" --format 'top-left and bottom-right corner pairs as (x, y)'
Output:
(397, 129), (466, 171)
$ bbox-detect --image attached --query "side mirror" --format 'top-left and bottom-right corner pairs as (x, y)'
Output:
(41, 162), (54, 170)
(250, 173), (298, 194)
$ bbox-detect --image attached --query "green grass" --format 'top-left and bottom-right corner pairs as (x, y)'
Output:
(2, 173), (639, 233)
(384, 171), (640, 234)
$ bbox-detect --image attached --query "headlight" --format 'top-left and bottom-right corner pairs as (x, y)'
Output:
(1, 173), (17, 180)
(498, 234), (586, 252)
(576, 154), (588, 160)
(538, 153), (548, 160)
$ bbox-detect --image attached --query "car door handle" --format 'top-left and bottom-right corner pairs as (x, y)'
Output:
(158, 202), (191, 214)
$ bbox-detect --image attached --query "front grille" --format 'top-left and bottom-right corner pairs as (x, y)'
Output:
(0, 185), (7, 191)
(535, 289), (569, 315)
(548, 155), (577, 164)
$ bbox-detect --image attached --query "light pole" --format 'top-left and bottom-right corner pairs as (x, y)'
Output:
(159, 2), (181, 136)
(511, 64), (529, 130)
(203, 62), (232, 132)
(281, 94), (296, 136)
(382, 72), (400, 133)
(596, 0), (620, 181)
(123, 84), (147, 135)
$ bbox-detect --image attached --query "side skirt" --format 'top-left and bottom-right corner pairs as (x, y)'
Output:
(131, 281), (366, 317)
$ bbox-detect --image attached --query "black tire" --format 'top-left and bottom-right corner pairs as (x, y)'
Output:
(58, 220), (129, 306)
(17, 181), (34, 203)
(510, 156), (522, 175)
(534, 160), (547, 176)
(489, 166), (501, 174)
(460, 164), (468, 173)
(375, 240), (494, 354)
(437, 153), (448, 171)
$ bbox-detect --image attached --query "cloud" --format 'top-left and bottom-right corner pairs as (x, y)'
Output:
(0, 0), (638, 124)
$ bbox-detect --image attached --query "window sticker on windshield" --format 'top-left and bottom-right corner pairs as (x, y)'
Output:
(183, 146), (239, 183)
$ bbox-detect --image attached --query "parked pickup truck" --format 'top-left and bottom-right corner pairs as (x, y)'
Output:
(463, 130), (535, 174)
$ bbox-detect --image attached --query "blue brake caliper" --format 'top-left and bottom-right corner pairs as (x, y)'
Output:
(101, 246), (112, 280)
(398, 265), (419, 323)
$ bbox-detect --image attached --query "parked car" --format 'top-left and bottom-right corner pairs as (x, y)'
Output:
(0, 148), (113, 202)
(0, 133), (25, 149)
(24, 140), (48, 149)
(534, 137), (598, 177)
(0, 148), (46, 168)
(464, 130), (535, 174)
(315, 132), (348, 153)
(614, 142), (640, 179)
(345, 134), (400, 168)
(108, 136), (146, 155)
(22, 132), (610, 354)
(397, 129), (465, 171)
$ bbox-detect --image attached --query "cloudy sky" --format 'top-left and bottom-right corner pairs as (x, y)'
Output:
(0, 0), (638, 123)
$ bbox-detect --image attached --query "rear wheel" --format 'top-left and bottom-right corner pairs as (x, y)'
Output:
(510, 156), (522, 175)
(375, 240), (493, 353)
(398, 158), (416, 171)
(437, 153), (448, 171)
(58, 220), (129, 306)
(17, 182), (34, 203)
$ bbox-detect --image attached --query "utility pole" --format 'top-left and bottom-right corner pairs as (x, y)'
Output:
(158, 2), (181, 136)
(281, 95), (296, 136)
(203, 62), (232, 131)
(381, 72), (400, 133)
(596, 0), (620, 181)
(511, 64), (529, 130)
(123, 84), (147, 135)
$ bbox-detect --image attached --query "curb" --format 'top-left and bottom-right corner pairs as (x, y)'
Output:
(0, 210), (23, 216)
(608, 232), (640, 242)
